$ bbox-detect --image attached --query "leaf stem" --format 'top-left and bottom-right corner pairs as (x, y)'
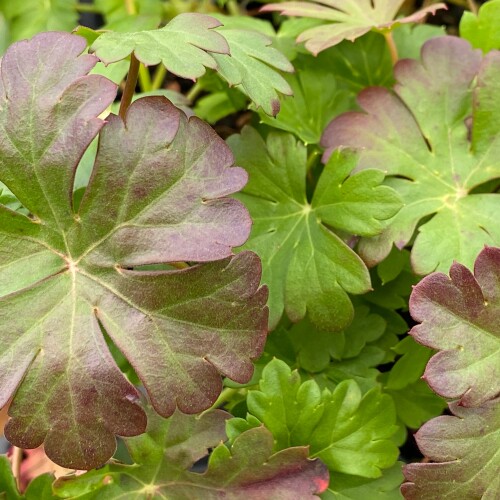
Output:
(124, 0), (137, 16)
(11, 446), (23, 491)
(467, 0), (478, 14)
(138, 64), (152, 92)
(119, 54), (140, 120)
(186, 81), (203, 103)
(151, 65), (167, 90)
(383, 31), (399, 66)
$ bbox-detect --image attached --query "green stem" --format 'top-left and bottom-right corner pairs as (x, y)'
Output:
(124, 0), (137, 15)
(75, 3), (101, 13)
(467, 0), (478, 14)
(226, 0), (241, 16)
(138, 64), (152, 92)
(306, 148), (320, 171)
(383, 31), (398, 66)
(119, 54), (140, 120)
(151, 65), (167, 90)
(186, 81), (203, 103)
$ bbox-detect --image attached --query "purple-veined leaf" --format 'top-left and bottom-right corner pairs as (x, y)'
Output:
(261, 0), (445, 55)
(53, 404), (329, 499)
(409, 246), (500, 407)
(0, 32), (268, 470)
(322, 37), (500, 274)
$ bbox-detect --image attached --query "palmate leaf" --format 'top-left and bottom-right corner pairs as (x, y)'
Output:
(0, 33), (267, 470)
(90, 13), (230, 79)
(54, 405), (329, 499)
(402, 398), (500, 499)
(323, 37), (500, 274)
(229, 359), (399, 478)
(409, 246), (500, 407)
(91, 13), (293, 115)
(228, 127), (401, 331)
(261, 0), (445, 55)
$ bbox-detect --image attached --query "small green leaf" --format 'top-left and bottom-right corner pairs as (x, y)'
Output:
(228, 128), (401, 330)
(460, 0), (500, 53)
(324, 462), (404, 499)
(0, 456), (21, 500)
(245, 359), (399, 478)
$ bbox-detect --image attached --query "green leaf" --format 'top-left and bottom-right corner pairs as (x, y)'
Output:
(288, 306), (386, 372)
(377, 247), (408, 285)
(0, 456), (21, 500)
(0, 33), (267, 470)
(245, 359), (399, 478)
(460, 0), (500, 53)
(228, 128), (401, 330)
(54, 405), (330, 498)
(258, 53), (353, 144)
(410, 246), (500, 407)
(91, 13), (230, 79)
(211, 27), (294, 115)
(0, 0), (78, 44)
(323, 37), (500, 274)
(324, 462), (404, 499)
(392, 23), (445, 60)
(383, 377), (446, 430)
(403, 399), (500, 499)
(261, 0), (445, 55)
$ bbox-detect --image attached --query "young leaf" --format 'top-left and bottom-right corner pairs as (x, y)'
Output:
(54, 405), (329, 498)
(324, 462), (404, 499)
(91, 13), (230, 79)
(0, 455), (21, 500)
(94, 0), (162, 31)
(228, 128), (401, 331)
(244, 359), (399, 478)
(409, 246), (500, 407)
(460, 0), (500, 53)
(322, 37), (500, 274)
(402, 398), (500, 499)
(0, 33), (267, 470)
(261, 0), (445, 55)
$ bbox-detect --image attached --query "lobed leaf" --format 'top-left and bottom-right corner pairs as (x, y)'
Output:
(402, 399), (500, 499)
(54, 405), (329, 498)
(91, 13), (229, 79)
(409, 246), (500, 407)
(228, 127), (401, 331)
(261, 0), (445, 55)
(239, 359), (399, 478)
(0, 32), (267, 470)
(322, 37), (500, 274)
(460, 0), (500, 53)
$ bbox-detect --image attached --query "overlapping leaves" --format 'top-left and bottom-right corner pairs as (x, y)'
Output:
(323, 37), (500, 274)
(228, 359), (399, 478)
(0, 32), (267, 470)
(401, 246), (500, 498)
(53, 405), (329, 498)
(228, 127), (401, 330)
(90, 13), (293, 114)
(261, 0), (445, 54)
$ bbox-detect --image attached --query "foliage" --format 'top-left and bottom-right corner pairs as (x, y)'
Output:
(261, 0), (446, 54)
(402, 247), (500, 498)
(0, 1), (499, 498)
(322, 37), (500, 275)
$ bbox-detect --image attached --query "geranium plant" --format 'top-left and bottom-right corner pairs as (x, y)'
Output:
(0, 0), (498, 498)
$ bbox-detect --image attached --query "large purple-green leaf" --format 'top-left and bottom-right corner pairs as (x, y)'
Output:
(0, 32), (267, 470)
(402, 398), (500, 499)
(261, 0), (445, 55)
(409, 246), (500, 407)
(322, 37), (500, 274)
(54, 405), (329, 498)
